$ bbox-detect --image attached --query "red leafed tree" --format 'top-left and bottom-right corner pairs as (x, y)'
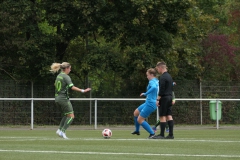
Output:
(201, 34), (239, 80)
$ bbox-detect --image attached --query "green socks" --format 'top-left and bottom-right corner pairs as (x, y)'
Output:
(59, 116), (67, 130)
(61, 117), (74, 133)
(155, 120), (160, 127)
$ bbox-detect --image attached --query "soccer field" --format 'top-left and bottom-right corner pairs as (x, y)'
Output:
(0, 126), (239, 160)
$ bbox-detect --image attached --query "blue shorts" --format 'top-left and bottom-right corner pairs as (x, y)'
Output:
(138, 102), (157, 118)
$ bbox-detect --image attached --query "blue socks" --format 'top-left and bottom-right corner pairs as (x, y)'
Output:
(134, 116), (140, 132)
(141, 121), (154, 135)
(134, 116), (154, 135)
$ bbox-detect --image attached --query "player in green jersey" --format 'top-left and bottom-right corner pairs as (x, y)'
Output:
(50, 62), (91, 139)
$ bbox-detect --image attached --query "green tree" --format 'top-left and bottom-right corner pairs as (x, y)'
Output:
(171, 0), (218, 80)
(0, 0), (214, 97)
(0, 0), (55, 82)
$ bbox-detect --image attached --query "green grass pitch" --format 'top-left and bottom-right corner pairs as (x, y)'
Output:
(0, 125), (239, 160)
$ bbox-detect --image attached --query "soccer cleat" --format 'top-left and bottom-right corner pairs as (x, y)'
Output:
(152, 126), (157, 132)
(165, 135), (174, 139)
(61, 132), (69, 139)
(56, 129), (61, 135)
(58, 131), (69, 139)
(58, 131), (63, 137)
(152, 134), (165, 139)
(165, 128), (169, 133)
(148, 134), (155, 139)
(131, 131), (140, 135)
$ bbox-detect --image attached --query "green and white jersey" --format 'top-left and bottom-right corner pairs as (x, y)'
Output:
(54, 72), (74, 99)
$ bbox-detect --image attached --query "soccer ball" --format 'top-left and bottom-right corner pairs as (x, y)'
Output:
(102, 129), (112, 139)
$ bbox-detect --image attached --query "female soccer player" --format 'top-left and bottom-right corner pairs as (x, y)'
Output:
(50, 62), (91, 139)
(131, 68), (159, 138)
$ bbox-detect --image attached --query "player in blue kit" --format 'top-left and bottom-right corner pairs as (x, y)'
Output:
(131, 68), (159, 138)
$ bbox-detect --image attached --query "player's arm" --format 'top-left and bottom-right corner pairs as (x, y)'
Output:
(172, 81), (176, 104)
(142, 85), (155, 96)
(65, 75), (91, 93)
(172, 91), (176, 105)
(71, 86), (91, 93)
(156, 96), (161, 107)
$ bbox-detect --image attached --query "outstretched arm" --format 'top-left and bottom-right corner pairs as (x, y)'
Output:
(71, 86), (91, 93)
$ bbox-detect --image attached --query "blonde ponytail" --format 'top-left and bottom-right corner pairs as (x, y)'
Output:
(50, 62), (71, 73)
(50, 63), (61, 73)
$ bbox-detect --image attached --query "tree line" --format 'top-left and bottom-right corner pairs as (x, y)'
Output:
(1, 0), (240, 97)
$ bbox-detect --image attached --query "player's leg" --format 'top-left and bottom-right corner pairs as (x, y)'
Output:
(159, 116), (167, 138)
(61, 101), (74, 132)
(160, 97), (168, 137)
(138, 103), (156, 138)
(165, 120), (169, 132)
(137, 115), (155, 138)
(59, 100), (74, 139)
(152, 97), (167, 139)
(152, 119), (160, 132)
(131, 103), (144, 135)
(56, 115), (67, 134)
(166, 117), (174, 139)
(155, 119), (161, 127)
(55, 102), (67, 135)
(166, 99), (174, 139)
(61, 113), (74, 133)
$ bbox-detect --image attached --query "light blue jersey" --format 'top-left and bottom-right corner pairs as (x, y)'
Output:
(138, 78), (159, 118)
(143, 78), (159, 103)
(135, 77), (159, 135)
(132, 78), (159, 137)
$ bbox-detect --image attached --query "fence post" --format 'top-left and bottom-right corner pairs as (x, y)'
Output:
(31, 81), (34, 130)
(94, 99), (97, 130)
(200, 80), (202, 125)
(89, 81), (92, 125)
(156, 107), (159, 129)
(216, 99), (219, 129)
(31, 98), (34, 130)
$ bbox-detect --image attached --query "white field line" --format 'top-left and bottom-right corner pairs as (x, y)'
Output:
(0, 149), (239, 158)
(0, 137), (239, 158)
(0, 137), (240, 143)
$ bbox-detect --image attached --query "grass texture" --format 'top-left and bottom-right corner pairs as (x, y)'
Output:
(0, 125), (239, 160)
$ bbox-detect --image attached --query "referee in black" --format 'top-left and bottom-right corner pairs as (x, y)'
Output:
(152, 61), (174, 139)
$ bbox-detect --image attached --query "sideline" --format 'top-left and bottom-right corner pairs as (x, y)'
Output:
(0, 137), (240, 143)
(1, 125), (240, 131)
(0, 149), (239, 158)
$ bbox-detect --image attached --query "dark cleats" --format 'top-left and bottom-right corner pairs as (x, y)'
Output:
(152, 134), (165, 139)
(131, 131), (140, 135)
(165, 135), (174, 139)
(148, 134), (155, 139)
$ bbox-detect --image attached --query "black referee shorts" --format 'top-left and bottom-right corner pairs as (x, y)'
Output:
(159, 96), (172, 116)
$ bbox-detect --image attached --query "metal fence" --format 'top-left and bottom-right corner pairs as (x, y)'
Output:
(1, 80), (240, 128)
(1, 97), (240, 130)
